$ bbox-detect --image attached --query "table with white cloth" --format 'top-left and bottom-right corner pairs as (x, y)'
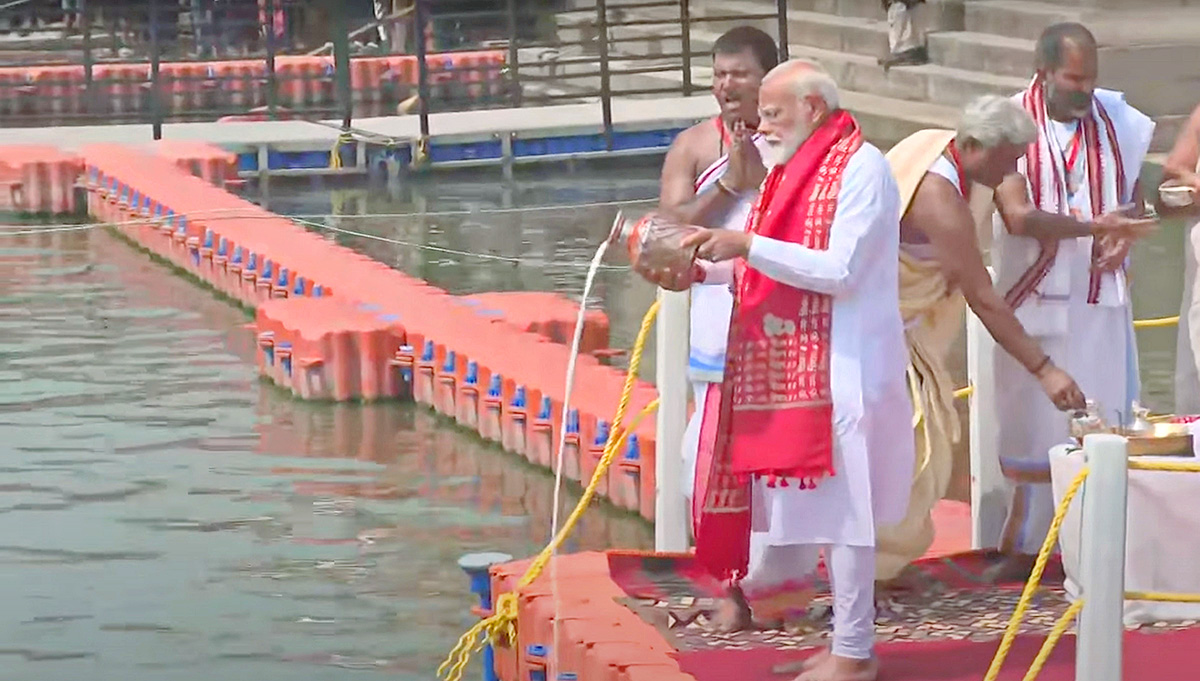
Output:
(1050, 443), (1200, 625)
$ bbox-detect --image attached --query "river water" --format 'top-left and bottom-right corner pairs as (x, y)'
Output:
(0, 220), (651, 681)
(0, 157), (1188, 681)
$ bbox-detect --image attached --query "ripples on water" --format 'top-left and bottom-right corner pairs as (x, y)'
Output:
(0, 227), (651, 681)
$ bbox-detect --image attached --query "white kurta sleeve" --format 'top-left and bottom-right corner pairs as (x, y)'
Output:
(743, 149), (897, 296)
(696, 260), (735, 286)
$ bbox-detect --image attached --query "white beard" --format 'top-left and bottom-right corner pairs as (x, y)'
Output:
(762, 129), (809, 169)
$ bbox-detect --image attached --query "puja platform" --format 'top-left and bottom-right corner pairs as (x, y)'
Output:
(477, 474), (1200, 681)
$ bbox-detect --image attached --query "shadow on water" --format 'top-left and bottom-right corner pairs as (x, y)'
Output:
(0, 224), (651, 681)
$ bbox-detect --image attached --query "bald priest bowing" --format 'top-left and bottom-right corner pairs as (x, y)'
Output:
(667, 59), (913, 681)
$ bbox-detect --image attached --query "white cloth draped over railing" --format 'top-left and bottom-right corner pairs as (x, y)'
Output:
(1051, 444), (1200, 625)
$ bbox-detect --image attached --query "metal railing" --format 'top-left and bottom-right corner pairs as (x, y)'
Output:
(0, 0), (788, 145)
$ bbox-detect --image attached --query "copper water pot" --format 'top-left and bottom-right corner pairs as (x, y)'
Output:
(607, 211), (704, 291)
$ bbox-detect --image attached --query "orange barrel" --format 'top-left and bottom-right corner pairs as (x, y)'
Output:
(116, 64), (148, 116)
(273, 58), (301, 109)
(311, 58), (336, 109)
(32, 66), (82, 116)
(350, 57), (383, 108)
(0, 70), (27, 116)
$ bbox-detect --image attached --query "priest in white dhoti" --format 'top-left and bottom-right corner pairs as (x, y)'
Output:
(653, 26), (780, 523)
(680, 59), (913, 681)
(877, 95), (1087, 584)
(990, 22), (1157, 578)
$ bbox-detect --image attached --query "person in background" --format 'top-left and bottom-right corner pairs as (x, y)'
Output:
(654, 25), (778, 543)
(988, 22), (1157, 581)
(62, 0), (84, 35)
(1157, 101), (1200, 414)
(880, 0), (927, 69)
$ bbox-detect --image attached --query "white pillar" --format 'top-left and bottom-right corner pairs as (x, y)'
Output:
(967, 267), (1006, 549)
(1075, 433), (1129, 681)
(654, 287), (690, 552)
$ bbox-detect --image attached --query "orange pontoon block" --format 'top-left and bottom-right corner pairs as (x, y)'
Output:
(487, 552), (685, 681)
(79, 144), (665, 513)
(255, 298), (406, 401)
(150, 140), (239, 190)
(0, 145), (82, 215)
(457, 291), (611, 355)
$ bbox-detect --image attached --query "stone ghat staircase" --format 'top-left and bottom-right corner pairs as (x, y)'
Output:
(537, 0), (1200, 151)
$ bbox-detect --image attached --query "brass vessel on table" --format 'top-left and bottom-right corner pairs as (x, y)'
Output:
(1118, 421), (1194, 457)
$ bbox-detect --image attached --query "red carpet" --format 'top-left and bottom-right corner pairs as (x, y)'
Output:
(678, 627), (1200, 681)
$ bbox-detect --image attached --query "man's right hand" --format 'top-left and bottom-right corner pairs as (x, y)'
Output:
(720, 119), (767, 193)
(1092, 206), (1158, 240)
(1037, 364), (1086, 411)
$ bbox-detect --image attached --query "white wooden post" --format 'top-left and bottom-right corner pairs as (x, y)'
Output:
(654, 287), (690, 552)
(967, 266), (1007, 548)
(1075, 433), (1129, 681)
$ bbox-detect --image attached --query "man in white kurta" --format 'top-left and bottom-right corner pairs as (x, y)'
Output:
(682, 59), (912, 681)
(989, 22), (1156, 577)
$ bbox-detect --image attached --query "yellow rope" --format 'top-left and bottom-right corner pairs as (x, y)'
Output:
(954, 385), (973, 399)
(436, 300), (662, 681)
(1127, 459), (1200, 473)
(983, 466), (1089, 681)
(330, 131), (355, 170)
(1133, 315), (1179, 329)
(411, 137), (430, 169)
(1021, 600), (1084, 681)
(1126, 591), (1200, 603)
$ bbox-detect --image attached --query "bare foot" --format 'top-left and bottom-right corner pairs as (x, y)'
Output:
(771, 647), (830, 675)
(796, 653), (878, 681)
(711, 585), (752, 633)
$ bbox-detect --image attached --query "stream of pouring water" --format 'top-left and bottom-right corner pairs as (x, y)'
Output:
(548, 222), (616, 676)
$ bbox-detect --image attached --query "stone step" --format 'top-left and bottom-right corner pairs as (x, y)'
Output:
(786, 10), (890, 58)
(1100, 43), (1200, 118)
(928, 31), (1035, 79)
(1150, 114), (1189, 155)
(963, 0), (1086, 41)
(687, 0), (888, 58)
(671, 26), (1027, 107)
(559, 6), (886, 62)
(786, 0), (887, 21)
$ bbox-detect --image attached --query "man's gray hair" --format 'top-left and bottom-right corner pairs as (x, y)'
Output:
(763, 58), (840, 110)
(955, 95), (1037, 148)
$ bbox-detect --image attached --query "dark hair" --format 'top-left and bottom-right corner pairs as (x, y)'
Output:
(1035, 22), (1097, 71)
(712, 26), (779, 74)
